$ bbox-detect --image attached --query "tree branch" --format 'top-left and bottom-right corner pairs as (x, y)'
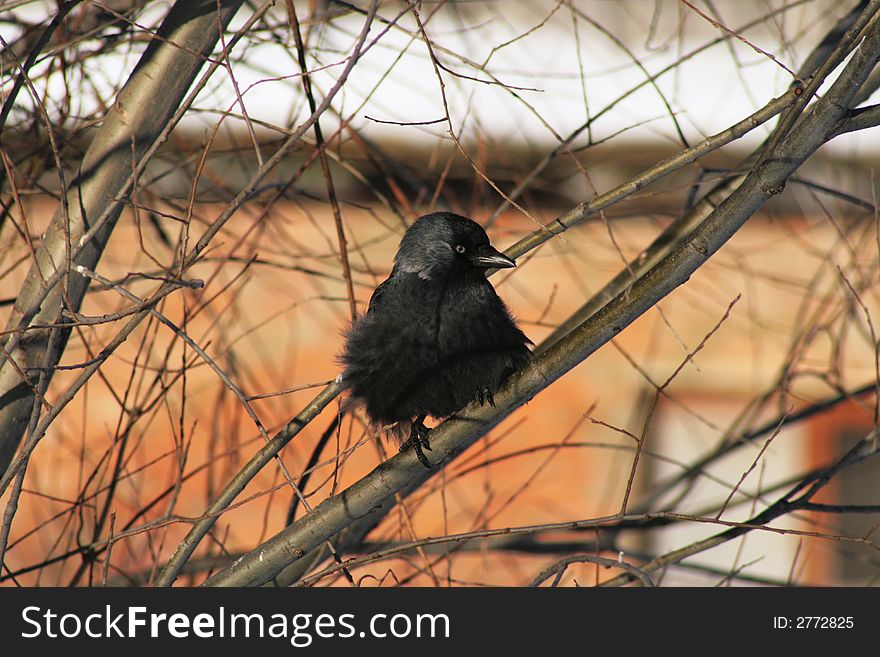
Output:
(200, 8), (880, 586)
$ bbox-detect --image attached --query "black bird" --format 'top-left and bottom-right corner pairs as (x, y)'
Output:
(340, 212), (532, 468)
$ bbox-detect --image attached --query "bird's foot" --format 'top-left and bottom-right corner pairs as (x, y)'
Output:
(476, 385), (495, 407)
(400, 419), (432, 469)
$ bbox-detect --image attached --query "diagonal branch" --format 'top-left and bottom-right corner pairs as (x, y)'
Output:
(0, 0), (382, 500)
(158, 83), (796, 587)
(200, 8), (880, 586)
(0, 0), (247, 478)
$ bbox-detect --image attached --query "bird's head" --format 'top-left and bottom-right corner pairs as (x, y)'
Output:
(394, 212), (516, 281)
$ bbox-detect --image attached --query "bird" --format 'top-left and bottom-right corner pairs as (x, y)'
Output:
(340, 211), (532, 468)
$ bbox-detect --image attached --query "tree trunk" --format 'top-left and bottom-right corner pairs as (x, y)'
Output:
(0, 0), (245, 478)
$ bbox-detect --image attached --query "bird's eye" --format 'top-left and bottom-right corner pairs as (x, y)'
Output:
(454, 244), (466, 254)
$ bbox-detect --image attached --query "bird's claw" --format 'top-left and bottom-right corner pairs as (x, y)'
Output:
(400, 421), (432, 469)
(477, 385), (495, 407)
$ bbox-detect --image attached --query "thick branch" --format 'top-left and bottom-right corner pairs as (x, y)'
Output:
(157, 75), (801, 587)
(0, 1), (382, 499)
(200, 12), (880, 587)
(0, 0), (246, 478)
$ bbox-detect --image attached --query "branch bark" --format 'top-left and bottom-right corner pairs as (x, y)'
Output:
(158, 84), (797, 587)
(199, 6), (880, 587)
(0, 0), (245, 478)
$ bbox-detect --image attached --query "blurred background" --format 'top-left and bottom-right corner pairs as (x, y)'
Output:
(1, 0), (879, 586)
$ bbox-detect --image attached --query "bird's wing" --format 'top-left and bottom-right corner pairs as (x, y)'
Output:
(367, 278), (391, 314)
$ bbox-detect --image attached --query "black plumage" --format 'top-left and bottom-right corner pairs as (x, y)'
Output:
(340, 212), (532, 467)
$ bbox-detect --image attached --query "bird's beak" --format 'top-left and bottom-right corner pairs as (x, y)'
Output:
(471, 244), (516, 269)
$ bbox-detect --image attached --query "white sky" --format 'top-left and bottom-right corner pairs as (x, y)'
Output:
(4, 1), (878, 157)
(211, 1), (876, 157)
